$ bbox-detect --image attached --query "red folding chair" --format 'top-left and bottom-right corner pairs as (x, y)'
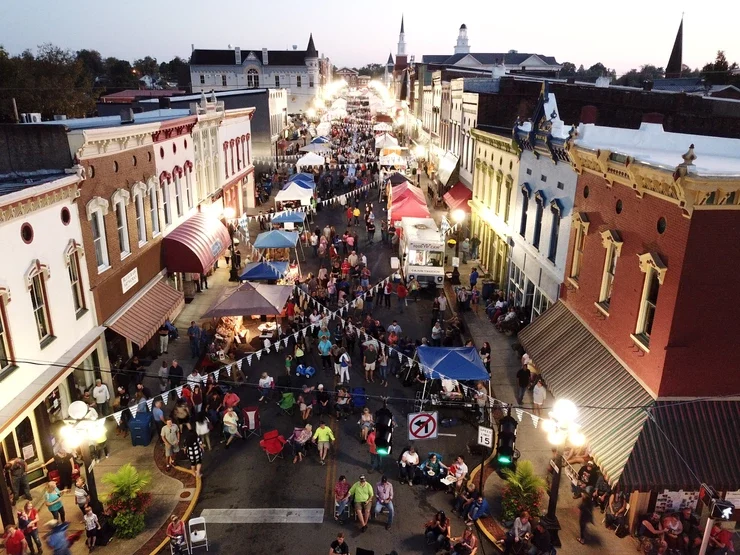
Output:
(242, 406), (262, 439)
(259, 429), (287, 462)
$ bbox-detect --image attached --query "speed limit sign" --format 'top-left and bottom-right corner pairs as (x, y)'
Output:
(477, 426), (493, 448)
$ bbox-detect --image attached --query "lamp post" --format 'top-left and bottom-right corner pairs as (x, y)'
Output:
(61, 401), (104, 513)
(539, 399), (586, 548)
(224, 207), (240, 282)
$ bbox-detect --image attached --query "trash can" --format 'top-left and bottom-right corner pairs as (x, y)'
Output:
(129, 411), (154, 447)
(482, 280), (495, 301)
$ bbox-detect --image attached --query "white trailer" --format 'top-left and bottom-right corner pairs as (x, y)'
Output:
(398, 217), (445, 288)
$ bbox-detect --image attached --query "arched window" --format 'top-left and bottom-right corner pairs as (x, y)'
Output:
(25, 260), (53, 343)
(86, 197), (110, 271)
(247, 69), (259, 88)
(64, 239), (86, 315)
(172, 166), (184, 217)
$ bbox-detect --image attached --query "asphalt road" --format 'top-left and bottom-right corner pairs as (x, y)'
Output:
(192, 185), (494, 554)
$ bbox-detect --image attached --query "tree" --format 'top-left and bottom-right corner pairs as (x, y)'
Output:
(134, 56), (159, 77)
(559, 62), (577, 78)
(105, 57), (139, 89)
(159, 56), (190, 88)
(357, 63), (384, 78)
(701, 50), (739, 85)
(500, 460), (546, 521)
(615, 64), (665, 87)
(76, 49), (104, 80)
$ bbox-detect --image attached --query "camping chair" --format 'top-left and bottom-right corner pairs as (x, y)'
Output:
(241, 406), (261, 439)
(278, 392), (296, 416)
(287, 427), (315, 457)
(188, 516), (208, 552)
(350, 387), (367, 413)
(260, 429), (287, 462)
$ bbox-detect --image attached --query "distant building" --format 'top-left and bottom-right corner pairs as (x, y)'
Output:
(190, 35), (321, 114)
(335, 68), (359, 88)
(357, 75), (372, 87)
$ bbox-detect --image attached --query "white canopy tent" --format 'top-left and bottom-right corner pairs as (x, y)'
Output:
(300, 142), (331, 153)
(379, 154), (408, 167)
(373, 122), (393, 132)
(296, 152), (326, 169)
(375, 133), (399, 150)
(275, 182), (314, 206)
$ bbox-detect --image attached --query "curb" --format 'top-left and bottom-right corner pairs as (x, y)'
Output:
(148, 466), (202, 555)
(467, 451), (504, 552)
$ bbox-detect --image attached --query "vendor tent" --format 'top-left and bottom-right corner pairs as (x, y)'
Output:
(443, 182), (472, 213)
(416, 346), (489, 381)
(253, 230), (299, 249)
(297, 152), (326, 169)
(379, 154), (407, 167)
(202, 282), (293, 318)
(271, 211), (307, 225)
(390, 195), (431, 221)
(283, 174), (315, 189)
(275, 182), (314, 206)
(373, 122), (393, 132)
(311, 136), (331, 144)
(374, 133), (398, 150)
(300, 142), (331, 153)
(391, 182), (425, 204)
(239, 261), (289, 281)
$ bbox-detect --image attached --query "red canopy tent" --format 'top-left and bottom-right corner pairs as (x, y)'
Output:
(443, 182), (472, 213)
(390, 194), (431, 221)
(391, 182), (425, 203)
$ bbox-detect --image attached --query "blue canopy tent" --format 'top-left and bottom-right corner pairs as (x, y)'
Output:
(282, 177), (314, 190)
(271, 212), (307, 225)
(311, 136), (331, 144)
(416, 346), (489, 381)
(415, 346), (491, 410)
(253, 229), (305, 269)
(290, 172), (316, 184)
(238, 261), (289, 281)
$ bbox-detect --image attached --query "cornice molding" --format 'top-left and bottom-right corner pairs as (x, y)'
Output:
(0, 183), (79, 224)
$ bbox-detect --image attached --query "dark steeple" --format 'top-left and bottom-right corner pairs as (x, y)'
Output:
(665, 16), (683, 78)
(306, 33), (318, 58)
(400, 15), (404, 34)
(387, 53), (394, 66)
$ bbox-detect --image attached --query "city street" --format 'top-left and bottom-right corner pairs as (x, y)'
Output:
(188, 188), (495, 554)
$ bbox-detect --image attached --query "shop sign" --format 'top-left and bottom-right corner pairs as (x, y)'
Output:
(121, 268), (139, 294)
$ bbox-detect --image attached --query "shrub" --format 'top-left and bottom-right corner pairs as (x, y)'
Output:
(500, 460), (546, 522)
(112, 510), (146, 539)
(102, 463), (152, 538)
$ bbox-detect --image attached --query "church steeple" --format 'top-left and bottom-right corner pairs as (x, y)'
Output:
(397, 15), (406, 57)
(454, 24), (470, 55)
(665, 15), (683, 78)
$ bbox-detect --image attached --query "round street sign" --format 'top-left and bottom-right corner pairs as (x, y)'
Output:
(408, 411), (438, 440)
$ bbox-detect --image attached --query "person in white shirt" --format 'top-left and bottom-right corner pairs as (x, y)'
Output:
(186, 369), (204, 390)
(258, 372), (274, 402)
(437, 293), (447, 315)
(92, 379), (110, 416)
(83, 505), (101, 551)
(450, 455), (469, 492)
(399, 446), (420, 485)
(440, 379), (462, 400)
(386, 321), (402, 335)
(532, 377), (546, 417)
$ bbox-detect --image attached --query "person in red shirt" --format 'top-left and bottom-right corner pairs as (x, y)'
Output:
(396, 283), (408, 314)
(709, 524), (732, 554)
(3, 524), (28, 555)
(166, 514), (185, 539)
(223, 391), (240, 410)
(346, 207), (353, 226)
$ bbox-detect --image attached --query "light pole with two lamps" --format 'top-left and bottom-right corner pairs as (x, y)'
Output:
(538, 399), (586, 547)
(223, 207), (241, 282)
(61, 401), (105, 513)
(452, 208), (466, 259)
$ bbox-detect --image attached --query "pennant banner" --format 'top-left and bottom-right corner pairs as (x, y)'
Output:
(531, 415), (540, 429)
(130, 405), (138, 419)
(175, 385), (183, 398)
(515, 408), (524, 422)
(112, 411), (122, 426)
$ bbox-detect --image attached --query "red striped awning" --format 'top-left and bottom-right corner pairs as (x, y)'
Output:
(163, 213), (231, 274)
(443, 182), (472, 213)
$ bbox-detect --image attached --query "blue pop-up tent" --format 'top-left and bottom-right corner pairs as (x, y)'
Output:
(271, 211), (307, 225)
(253, 230), (299, 249)
(311, 136), (330, 144)
(416, 346), (489, 381)
(283, 177), (314, 190)
(239, 261), (289, 281)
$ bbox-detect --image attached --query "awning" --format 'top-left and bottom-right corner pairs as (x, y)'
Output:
(620, 400), (740, 492)
(437, 152), (459, 187)
(443, 182), (472, 213)
(518, 302), (653, 486)
(107, 279), (184, 348)
(163, 213), (231, 274)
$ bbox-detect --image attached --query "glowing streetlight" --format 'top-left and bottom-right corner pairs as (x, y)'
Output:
(63, 401), (104, 511)
(540, 399), (586, 547)
(223, 207), (236, 220)
(306, 108), (317, 119)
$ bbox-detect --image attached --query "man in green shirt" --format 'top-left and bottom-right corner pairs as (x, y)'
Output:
(348, 475), (374, 532)
(312, 421), (335, 465)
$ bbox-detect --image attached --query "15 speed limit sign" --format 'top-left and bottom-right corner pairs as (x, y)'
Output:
(477, 426), (493, 448)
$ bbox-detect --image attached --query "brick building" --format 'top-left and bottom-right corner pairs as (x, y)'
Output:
(518, 122), (740, 515)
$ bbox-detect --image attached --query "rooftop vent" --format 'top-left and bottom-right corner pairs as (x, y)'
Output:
(120, 108), (135, 124)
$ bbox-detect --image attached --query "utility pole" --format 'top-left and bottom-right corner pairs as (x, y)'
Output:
(12, 98), (20, 123)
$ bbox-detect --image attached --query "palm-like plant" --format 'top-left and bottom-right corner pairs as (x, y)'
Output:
(103, 463), (151, 501)
(500, 460), (546, 521)
(102, 464), (153, 538)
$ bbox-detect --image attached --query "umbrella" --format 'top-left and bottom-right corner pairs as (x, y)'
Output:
(202, 282), (293, 318)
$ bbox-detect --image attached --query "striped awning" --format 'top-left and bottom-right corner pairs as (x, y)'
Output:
(107, 279), (183, 348)
(620, 400), (740, 492)
(518, 302), (653, 486)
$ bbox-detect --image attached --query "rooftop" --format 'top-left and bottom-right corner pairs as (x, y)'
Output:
(574, 122), (740, 176)
(139, 89), (269, 104)
(40, 109), (192, 130)
(100, 89), (186, 102)
(422, 52), (560, 67)
(191, 38), (316, 67)
(0, 170), (69, 198)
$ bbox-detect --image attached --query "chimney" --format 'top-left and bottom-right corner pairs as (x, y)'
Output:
(235, 47), (241, 65)
(53, 115), (67, 121)
(642, 112), (664, 125)
(159, 97), (171, 109)
(642, 80), (654, 91)
(580, 105), (598, 125)
(262, 48), (269, 66)
(491, 63), (506, 79)
(120, 108), (135, 124)
(191, 44), (195, 53)
(595, 76), (611, 88)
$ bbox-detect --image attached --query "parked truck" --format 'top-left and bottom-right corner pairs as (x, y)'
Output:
(398, 217), (445, 288)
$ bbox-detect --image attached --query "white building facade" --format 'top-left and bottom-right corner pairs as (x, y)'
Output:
(510, 90), (576, 321)
(190, 35), (321, 114)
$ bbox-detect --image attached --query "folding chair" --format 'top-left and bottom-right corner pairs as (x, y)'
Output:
(259, 429), (287, 462)
(241, 406), (261, 439)
(278, 392), (296, 416)
(188, 516), (208, 552)
(335, 499), (351, 521)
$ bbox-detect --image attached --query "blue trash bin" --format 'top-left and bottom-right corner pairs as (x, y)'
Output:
(129, 411), (154, 447)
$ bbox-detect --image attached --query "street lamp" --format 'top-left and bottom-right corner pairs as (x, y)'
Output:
(452, 209), (465, 259)
(61, 401), (104, 512)
(539, 399), (585, 547)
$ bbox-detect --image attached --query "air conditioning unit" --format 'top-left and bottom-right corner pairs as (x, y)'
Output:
(21, 113), (42, 123)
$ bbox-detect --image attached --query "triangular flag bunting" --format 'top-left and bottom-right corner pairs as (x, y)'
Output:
(531, 415), (540, 428)
(256, 351), (262, 360)
(515, 408), (524, 422)
(146, 398), (154, 411)
(264, 343), (271, 353)
(283, 338), (289, 346)
(214, 369), (220, 382)
(236, 359), (243, 370)
(226, 365), (232, 376)
(130, 405), (138, 418)
(175, 385), (183, 398)
(397, 351), (403, 361)
(247, 354), (253, 366)
(162, 391), (169, 405)
(112, 411), (122, 425)
(293, 332), (299, 340)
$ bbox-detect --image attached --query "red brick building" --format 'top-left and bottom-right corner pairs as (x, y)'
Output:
(519, 121), (740, 507)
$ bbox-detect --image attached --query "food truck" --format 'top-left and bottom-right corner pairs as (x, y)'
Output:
(398, 217), (445, 288)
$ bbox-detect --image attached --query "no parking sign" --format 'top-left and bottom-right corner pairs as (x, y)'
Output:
(407, 411), (438, 441)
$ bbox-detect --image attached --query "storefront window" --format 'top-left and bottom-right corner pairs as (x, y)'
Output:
(16, 417), (39, 464)
(45, 387), (63, 424)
